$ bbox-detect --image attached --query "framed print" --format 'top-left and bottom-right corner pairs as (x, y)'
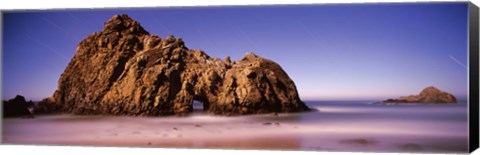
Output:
(1, 1), (479, 154)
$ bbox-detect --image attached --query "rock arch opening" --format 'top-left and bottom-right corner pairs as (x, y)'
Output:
(191, 94), (209, 112)
(192, 100), (205, 112)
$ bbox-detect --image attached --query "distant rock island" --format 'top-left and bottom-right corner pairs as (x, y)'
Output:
(36, 14), (310, 116)
(378, 86), (457, 104)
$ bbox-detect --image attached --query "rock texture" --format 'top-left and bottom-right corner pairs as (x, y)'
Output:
(379, 86), (457, 104)
(37, 14), (310, 116)
(3, 95), (34, 118)
(34, 97), (62, 114)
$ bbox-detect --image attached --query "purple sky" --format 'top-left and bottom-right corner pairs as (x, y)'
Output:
(2, 3), (469, 101)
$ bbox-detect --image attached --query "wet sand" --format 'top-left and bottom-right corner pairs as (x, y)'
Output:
(1, 101), (469, 153)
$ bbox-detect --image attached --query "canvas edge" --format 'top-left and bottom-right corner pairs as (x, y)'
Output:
(468, 1), (479, 153)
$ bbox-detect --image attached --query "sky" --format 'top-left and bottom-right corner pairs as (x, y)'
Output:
(2, 3), (469, 101)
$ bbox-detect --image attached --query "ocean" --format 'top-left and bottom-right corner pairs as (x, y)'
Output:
(2, 100), (469, 153)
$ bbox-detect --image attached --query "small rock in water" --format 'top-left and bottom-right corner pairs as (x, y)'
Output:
(339, 138), (378, 145)
(262, 122), (272, 125)
(3, 95), (34, 118)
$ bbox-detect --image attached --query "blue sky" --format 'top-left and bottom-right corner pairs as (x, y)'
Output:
(2, 3), (469, 101)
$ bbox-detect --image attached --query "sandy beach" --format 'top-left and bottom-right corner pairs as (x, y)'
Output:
(2, 101), (468, 153)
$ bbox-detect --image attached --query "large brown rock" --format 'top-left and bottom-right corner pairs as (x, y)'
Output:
(37, 14), (310, 116)
(379, 86), (457, 104)
(34, 97), (62, 114)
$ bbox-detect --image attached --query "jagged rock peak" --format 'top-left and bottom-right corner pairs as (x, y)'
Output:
(102, 14), (148, 35)
(244, 52), (258, 59)
(419, 86), (443, 96)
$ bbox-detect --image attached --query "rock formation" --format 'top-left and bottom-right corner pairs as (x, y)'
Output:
(36, 14), (310, 116)
(3, 95), (34, 118)
(379, 86), (457, 104)
(34, 97), (62, 114)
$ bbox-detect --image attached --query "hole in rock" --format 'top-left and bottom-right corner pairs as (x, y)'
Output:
(192, 100), (205, 112)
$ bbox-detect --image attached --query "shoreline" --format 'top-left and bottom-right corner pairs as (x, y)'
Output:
(2, 102), (468, 153)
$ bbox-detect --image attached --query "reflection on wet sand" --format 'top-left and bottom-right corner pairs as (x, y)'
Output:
(2, 101), (469, 153)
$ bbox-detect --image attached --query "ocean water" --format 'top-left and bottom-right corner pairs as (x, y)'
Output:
(292, 101), (468, 152)
(2, 100), (469, 153)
